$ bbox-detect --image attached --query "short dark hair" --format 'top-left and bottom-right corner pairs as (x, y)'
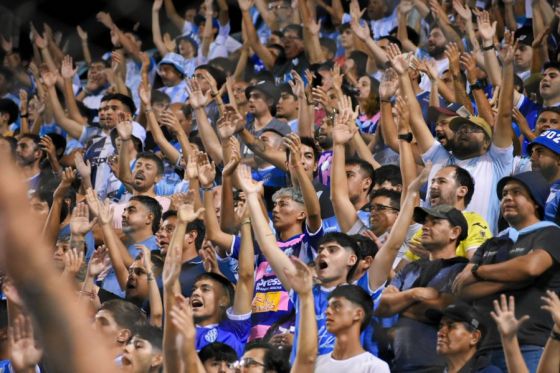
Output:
(374, 165), (402, 189)
(187, 219), (205, 251)
(320, 37), (337, 57)
(285, 136), (320, 166)
(101, 93), (137, 114)
(151, 90), (171, 105)
(283, 24), (303, 39)
(130, 195), (163, 234)
(264, 346), (291, 373)
(194, 272), (235, 308)
(161, 210), (177, 222)
(371, 189), (401, 210)
(98, 299), (148, 333)
(19, 133), (41, 147)
(351, 235), (379, 261)
(346, 157), (375, 194)
(329, 285), (373, 331)
(136, 152), (164, 176)
(444, 165), (475, 206)
(76, 101), (94, 123)
(134, 324), (163, 351)
(199, 342), (238, 364)
(318, 232), (359, 281)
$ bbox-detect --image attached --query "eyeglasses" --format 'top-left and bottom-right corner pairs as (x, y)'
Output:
(456, 125), (483, 134)
(229, 357), (265, 369)
(370, 203), (399, 213)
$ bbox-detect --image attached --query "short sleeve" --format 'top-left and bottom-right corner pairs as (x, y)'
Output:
(421, 140), (449, 165)
(532, 227), (560, 264)
(461, 213), (492, 253)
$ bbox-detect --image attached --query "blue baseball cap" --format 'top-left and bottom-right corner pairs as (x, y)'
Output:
(158, 53), (186, 76)
(527, 129), (560, 156)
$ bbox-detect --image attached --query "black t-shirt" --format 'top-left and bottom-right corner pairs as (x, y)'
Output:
(472, 225), (560, 351)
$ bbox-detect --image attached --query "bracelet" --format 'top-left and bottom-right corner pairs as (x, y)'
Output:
(481, 44), (495, 52)
(241, 218), (251, 225)
(551, 329), (560, 341)
(145, 108), (153, 113)
(201, 185), (213, 192)
(20, 113), (28, 118)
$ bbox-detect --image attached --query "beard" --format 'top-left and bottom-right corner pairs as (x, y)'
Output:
(428, 45), (446, 59)
(452, 137), (484, 158)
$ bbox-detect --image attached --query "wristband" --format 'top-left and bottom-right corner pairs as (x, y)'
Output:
(201, 185), (213, 192)
(241, 218), (251, 225)
(551, 329), (560, 341)
(482, 44), (495, 51)
(398, 132), (413, 143)
(20, 113), (28, 118)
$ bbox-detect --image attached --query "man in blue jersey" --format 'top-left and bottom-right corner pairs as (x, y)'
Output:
(236, 148), (431, 360)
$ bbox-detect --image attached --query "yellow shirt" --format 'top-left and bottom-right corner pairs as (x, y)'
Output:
(404, 211), (492, 261)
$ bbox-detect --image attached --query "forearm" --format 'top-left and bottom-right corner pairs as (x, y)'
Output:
(352, 132), (380, 169)
(147, 273), (163, 327)
(232, 49), (249, 81)
(412, 0), (430, 17)
(195, 107), (223, 164)
(247, 193), (294, 288)
(100, 224), (129, 289)
(502, 335), (529, 373)
(297, 100), (314, 138)
(47, 86), (83, 139)
(118, 139), (134, 184)
(80, 39), (92, 65)
(64, 78), (85, 124)
(471, 86), (494, 127)
(465, 21), (480, 51)
(398, 73), (433, 152)
(148, 114), (181, 165)
(295, 166), (321, 230)
(42, 198), (63, 246)
(380, 101), (399, 152)
(220, 175), (239, 233)
(452, 74), (474, 112)
(483, 47), (502, 87)
(204, 189), (234, 253)
(152, 10), (169, 57)
(233, 221), (255, 315)
(493, 62), (514, 148)
(504, 4), (517, 32)
(39, 46), (58, 74)
(331, 143), (358, 232)
(292, 291), (318, 372)
(375, 289), (417, 317)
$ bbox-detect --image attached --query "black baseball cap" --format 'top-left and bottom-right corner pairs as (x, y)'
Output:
(413, 205), (468, 242)
(426, 303), (483, 333)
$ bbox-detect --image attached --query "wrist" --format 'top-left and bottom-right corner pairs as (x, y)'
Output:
(201, 184), (213, 191)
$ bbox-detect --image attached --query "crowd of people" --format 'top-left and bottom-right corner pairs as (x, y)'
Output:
(2, 0), (560, 371)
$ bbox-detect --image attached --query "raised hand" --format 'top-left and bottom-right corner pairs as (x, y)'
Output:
(237, 163), (263, 195)
(238, 0), (255, 12)
(460, 52), (478, 84)
(452, 0), (472, 20)
(177, 190), (205, 223)
(499, 43), (515, 65)
(162, 33), (177, 53)
(186, 78), (210, 110)
(196, 151), (216, 188)
(70, 202), (97, 236)
(160, 110), (182, 133)
(223, 138), (241, 177)
(491, 294), (530, 340)
(34, 31), (48, 49)
(63, 248), (85, 278)
(61, 55), (77, 79)
(9, 315), (43, 371)
(136, 244), (154, 274)
(53, 167), (77, 200)
(379, 69), (399, 100)
(39, 135), (58, 160)
(284, 133), (303, 168)
(87, 245), (111, 278)
(170, 296), (196, 340)
(74, 153), (92, 180)
(395, 96), (410, 132)
(283, 257), (313, 295)
(541, 290), (560, 331)
(350, 17), (371, 41)
(153, 0), (163, 12)
(386, 43), (409, 76)
(96, 11), (114, 29)
(200, 243), (222, 274)
(476, 11), (496, 43)
(41, 70), (58, 88)
(76, 25), (88, 41)
(444, 42), (461, 76)
(162, 245), (182, 289)
(288, 70), (306, 99)
(115, 119), (133, 141)
(216, 116), (237, 140)
(332, 102), (358, 146)
(138, 83), (152, 108)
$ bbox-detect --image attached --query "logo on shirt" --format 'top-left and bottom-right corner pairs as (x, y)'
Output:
(204, 328), (218, 343)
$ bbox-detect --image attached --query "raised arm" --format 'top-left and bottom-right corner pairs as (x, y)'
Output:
(232, 210), (255, 315)
(138, 245), (163, 327)
(386, 44), (434, 153)
(285, 134), (322, 232)
(152, 0), (170, 57)
(378, 70), (400, 153)
(239, 0), (277, 71)
(170, 297), (206, 373)
(60, 56), (87, 124)
(446, 42), (474, 112)
(491, 294), (530, 373)
(238, 165), (297, 290)
(162, 0), (186, 31)
(115, 119), (135, 186)
(300, 0), (326, 64)
(286, 258), (318, 373)
(330, 107), (360, 232)
(477, 11), (502, 87)
(492, 40), (514, 148)
(461, 52), (494, 126)
(369, 165), (431, 291)
(76, 26), (92, 65)
(42, 71), (85, 140)
(42, 168), (75, 245)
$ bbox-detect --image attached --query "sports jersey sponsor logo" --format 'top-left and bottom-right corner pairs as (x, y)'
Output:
(204, 328), (218, 343)
(252, 291), (283, 313)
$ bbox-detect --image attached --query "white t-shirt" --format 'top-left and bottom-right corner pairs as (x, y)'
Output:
(422, 141), (514, 234)
(315, 352), (390, 373)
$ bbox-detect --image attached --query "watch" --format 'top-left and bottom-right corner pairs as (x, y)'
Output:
(398, 132), (413, 143)
(471, 264), (484, 281)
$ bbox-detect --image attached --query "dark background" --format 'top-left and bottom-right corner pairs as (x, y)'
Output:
(0, 0), (242, 61)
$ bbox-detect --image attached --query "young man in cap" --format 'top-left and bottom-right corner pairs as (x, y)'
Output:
(429, 303), (501, 373)
(157, 52), (189, 104)
(375, 204), (469, 372)
(454, 171), (560, 372)
(528, 129), (560, 222)
(513, 26), (534, 82)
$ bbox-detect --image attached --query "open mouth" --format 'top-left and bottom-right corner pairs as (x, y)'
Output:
(318, 260), (328, 270)
(121, 355), (132, 366)
(191, 298), (204, 309)
(134, 173), (145, 181)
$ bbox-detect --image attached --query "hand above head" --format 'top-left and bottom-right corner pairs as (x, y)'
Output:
(452, 0), (472, 21)
(284, 133), (303, 168)
(96, 11), (114, 29)
(379, 69), (399, 100)
(386, 43), (409, 76)
(152, 0), (163, 12)
(88, 245), (110, 278)
(186, 78), (210, 110)
(115, 118), (133, 141)
(70, 202), (97, 236)
(491, 294), (530, 340)
(61, 55), (77, 79)
(223, 138), (241, 177)
(39, 135), (58, 160)
(41, 70), (58, 88)
(476, 11), (496, 43)
(176, 190), (205, 223)
(9, 315), (43, 371)
(63, 248), (85, 278)
(170, 296), (196, 339)
(283, 257), (314, 295)
(236, 163), (263, 195)
(53, 167), (77, 200)
(138, 83), (152, 107)
(196, 151), (216, 188)
(76, 25), (88, 41)
(74, 153), (92, 180)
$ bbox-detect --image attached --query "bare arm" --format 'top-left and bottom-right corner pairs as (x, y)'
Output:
(492, 42), (514, 148)
(44, 77), (85, 140)
(233, 215), (255, 315)
(76, 26), (92, 65)
(240, 6), (277, 70)
(152, 0), (169, 57)
(163, 0), (187, 31)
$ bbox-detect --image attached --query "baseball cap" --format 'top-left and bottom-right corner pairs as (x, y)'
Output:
(245, 81), (281, 107)
(426, 303), (483, 332)
(0, 98), (19, 124)
(413, 205), (468, 242)
(278, 83), (296, 98)
(158, 53), (186, 76)
(527, 129), (560, 156)
(449, 115), (492, 139)
(514, 26), (534, 47)
(496, 171), (550, 210)
(260, 118), (292, 137)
